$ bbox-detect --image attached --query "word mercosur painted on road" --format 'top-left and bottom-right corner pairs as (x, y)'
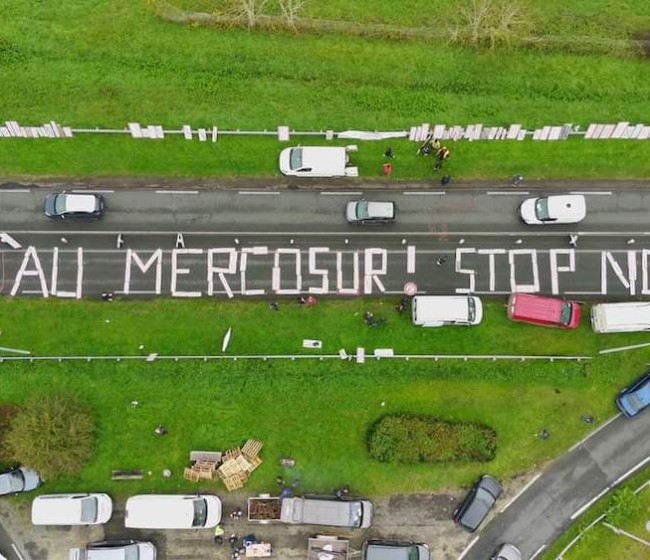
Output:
(7, 246), (650, 298)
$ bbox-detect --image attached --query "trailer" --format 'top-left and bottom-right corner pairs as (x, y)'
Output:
(307, 536), (350, 560)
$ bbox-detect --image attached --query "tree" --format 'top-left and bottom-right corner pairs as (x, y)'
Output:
(229, 0), (269, 28)
(279, 0), (308, 32)
(5, 395), (95, 479)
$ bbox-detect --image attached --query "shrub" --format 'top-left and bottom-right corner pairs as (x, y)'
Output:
(606, 487), (642, 526)
(367, 414), (496, 464)
(5, 395), (95, 479)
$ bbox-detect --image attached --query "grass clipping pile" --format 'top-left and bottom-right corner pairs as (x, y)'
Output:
(368, 414), (496, 464)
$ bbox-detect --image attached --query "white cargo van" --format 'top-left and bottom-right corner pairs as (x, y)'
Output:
(32, 493), (113, 525)
(124, 494), (222, 529)
(280, 497), (373, 529)
(411, 296), (483, 327)
(591, 302), (650, 333)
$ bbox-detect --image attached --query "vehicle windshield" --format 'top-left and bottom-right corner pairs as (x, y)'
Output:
(8, 470), (24, 492)
(356, 201), (369, 220)
(123, 543), (139, 560)
(535, 198), (551, 221)
(54, 195), (67, 214)
(290, 148), (302, 170)
(192, 498), (208, 527)
(560, 303), (573, 326)
(80, 496), (98, 523)
(468, 298), (476, 322)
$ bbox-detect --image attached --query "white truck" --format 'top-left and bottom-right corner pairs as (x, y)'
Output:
(248, 494), (373, 529)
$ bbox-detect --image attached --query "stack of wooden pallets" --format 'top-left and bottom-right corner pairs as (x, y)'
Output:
(217, 439), (264, 492)
(183, 450), (222, 483)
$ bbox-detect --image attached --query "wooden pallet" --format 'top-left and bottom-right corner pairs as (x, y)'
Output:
(242, 439), (263, 459)
(222, 473), (246, 491)
(183, 467), (200, 482)
(223, 446), (242, 461)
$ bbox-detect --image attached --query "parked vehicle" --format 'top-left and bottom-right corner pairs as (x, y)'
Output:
(412, 296), (483, 327)
(363, 539), (430, 560)
(346, 200), (396, 225)
(44, 192), (105, 219)
(616, 369), (650, 417)
(248, 494), (373, 529)
(453, 475), (502, 532)
(69, 540), (156, 560)
(32, 493), (113, 525)
(279, 146), (357, 177)
(507, 293), (581, 329)
(519, 194), (586, 225)
(490, 543), (522, 560)
(0, 466), (41, 497)
(591, 302), (650, 333)
(124, 494), (222, 529)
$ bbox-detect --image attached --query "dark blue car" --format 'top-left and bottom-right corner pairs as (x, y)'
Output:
(616, 370), (650, 417)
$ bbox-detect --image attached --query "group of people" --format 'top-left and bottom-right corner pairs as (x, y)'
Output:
(418, 136), (451, 171)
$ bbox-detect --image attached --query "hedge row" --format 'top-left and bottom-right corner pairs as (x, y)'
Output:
(368, 414), (497, 463)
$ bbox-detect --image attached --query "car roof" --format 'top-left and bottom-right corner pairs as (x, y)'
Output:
(494, 543), (522, 560)
(630, 376), (650, 405)
(32, 494), (90, 523)
(546, 195), (586, 219)
(365, 543), (414, 560)
(365, 201), (395, 219)
(0, 470), (19, 494)
(63, 194), (98, 213)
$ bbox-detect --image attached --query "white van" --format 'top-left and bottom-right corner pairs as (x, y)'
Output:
(412, 296), (483, 327)
(124, 494), (222, 529)
(591, 302), (650, 333)
(32, 493), (113, 525)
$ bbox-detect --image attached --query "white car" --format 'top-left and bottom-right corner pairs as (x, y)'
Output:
(70, 540), (156, 560)
(125, 494), (222, 529)
(519, 195), (586, 225)
(346, 200), (396, 224)
(279, 146), (354, 177)
(32, 493), (113, 525)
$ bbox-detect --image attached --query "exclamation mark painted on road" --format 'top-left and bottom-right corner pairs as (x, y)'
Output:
(407, 245), (416, 274)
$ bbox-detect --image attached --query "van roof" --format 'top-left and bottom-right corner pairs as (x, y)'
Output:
(593, 302), (650, 330)
(125, 495), (220, 529)
(32, 495), (85, 524)
(509, 293), (564, 323)
(412, 296), (477, 324)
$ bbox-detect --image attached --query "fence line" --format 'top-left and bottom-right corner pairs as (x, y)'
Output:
(0, 353), (591, 363)
(2, 119), (649, 143)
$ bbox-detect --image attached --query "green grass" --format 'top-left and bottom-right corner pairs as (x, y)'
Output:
(0, 297), (649, 498)
(544, 469), (650, 560)
(1, 1), (650, 179)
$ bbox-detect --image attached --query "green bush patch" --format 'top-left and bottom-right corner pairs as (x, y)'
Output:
(368, 414), (497, 464)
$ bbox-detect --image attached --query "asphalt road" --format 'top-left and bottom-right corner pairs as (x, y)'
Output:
(1, 185), (650, 299)
(464, 411), (650, 560)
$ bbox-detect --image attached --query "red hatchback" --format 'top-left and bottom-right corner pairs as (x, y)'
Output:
(507, 293), (581, 329)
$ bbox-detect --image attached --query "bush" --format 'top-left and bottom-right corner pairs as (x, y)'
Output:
(367, 414), (496, 464)
(5, 395), (95, 479)
(606, 487), (642, 526)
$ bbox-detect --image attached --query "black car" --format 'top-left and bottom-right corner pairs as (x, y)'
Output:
(44, 193), (105, 219)
(453, 475), (502, 532)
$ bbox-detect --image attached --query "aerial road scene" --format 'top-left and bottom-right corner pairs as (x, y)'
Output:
(2, 2), (650, 560)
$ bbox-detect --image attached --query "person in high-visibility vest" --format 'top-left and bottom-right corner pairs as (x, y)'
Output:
(214, 523), (225, 545)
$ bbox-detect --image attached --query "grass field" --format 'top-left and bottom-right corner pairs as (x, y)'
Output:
(543, 470), (650, 560)
(0, 297), (648, 498)
(1, 1), (650, 179)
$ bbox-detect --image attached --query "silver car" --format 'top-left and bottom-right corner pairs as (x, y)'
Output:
(346, 200), (396, 225)
(0, 466), (41, 497)
(70, 540), (156, 560)
(491, 543), (522, 560)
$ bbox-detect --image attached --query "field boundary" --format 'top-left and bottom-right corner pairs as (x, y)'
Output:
(0, 353), (592, 363)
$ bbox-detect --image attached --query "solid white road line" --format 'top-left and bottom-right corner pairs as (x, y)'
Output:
(529, 544), (547, 560)
(457, 536), (480, 560)
(154, 190), (198, 194)
(403, 191), (446, 195)
(7, 229), (650, 236)
(499, 473), (542, 512)
(12, 543), (25, 560)
(238, 191), (281, 195)
(613, 454), (650, 486)
(568, 413), (621, 452)
(570, 487), (611, 520)
(486, 191), (529, 195)
(320, 191), (363, 195)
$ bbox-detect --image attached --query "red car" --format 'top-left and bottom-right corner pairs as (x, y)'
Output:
(507, 293), (581, 329)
